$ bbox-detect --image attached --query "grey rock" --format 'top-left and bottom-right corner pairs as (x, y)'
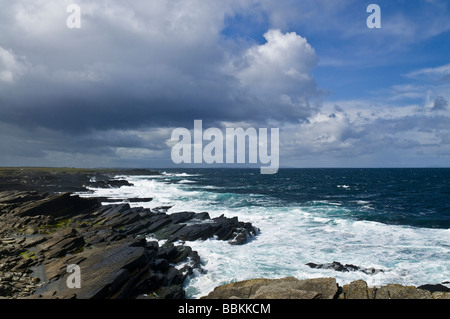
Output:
(13, 193), (100, 219)
(374, 284), (432, 299)
(203, 277), (338, 299)
(306, 261), (384, 275)
(417, 284), (450, 293)
(340, 280), (370, 299)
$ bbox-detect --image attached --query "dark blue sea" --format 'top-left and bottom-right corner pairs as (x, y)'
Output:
(82, 168), (450, 297)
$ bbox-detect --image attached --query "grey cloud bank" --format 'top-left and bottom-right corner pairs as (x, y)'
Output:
(0, 0), (449, 168)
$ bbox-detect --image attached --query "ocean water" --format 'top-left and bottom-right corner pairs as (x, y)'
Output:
(80, 168), (450, 298)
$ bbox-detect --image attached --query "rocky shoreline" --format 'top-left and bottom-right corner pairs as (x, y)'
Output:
(0, 168), (258, 299)
(0, 168), (448, 299)
(203, 276), (450, 299)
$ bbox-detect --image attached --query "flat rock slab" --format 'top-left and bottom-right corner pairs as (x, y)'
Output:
(13, 192), (100, 219)
(34, 240), (148, 299)
(374, 284), (432, 299)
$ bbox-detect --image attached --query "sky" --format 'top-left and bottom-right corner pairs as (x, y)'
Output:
(0, 0), (449, 168)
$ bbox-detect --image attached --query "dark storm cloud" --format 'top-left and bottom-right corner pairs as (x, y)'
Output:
(0, 0), (324, 167)
(0, 1), (320, 136)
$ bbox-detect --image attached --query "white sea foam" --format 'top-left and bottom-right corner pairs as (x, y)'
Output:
(186, 209), (449, 298)
(80, 174), (450, 299)
(178, 179), (196, 184)
(161, 172), (200, 177)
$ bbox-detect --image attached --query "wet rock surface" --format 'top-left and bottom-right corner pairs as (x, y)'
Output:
(306, 261), (384, 275)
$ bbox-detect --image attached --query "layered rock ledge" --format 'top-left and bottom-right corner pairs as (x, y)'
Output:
(202, 276), (450, 299)
(0, 188), (258, 299)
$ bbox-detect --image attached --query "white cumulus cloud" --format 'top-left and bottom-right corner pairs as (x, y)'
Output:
(229, 29), (320, 119)
(0, 46), (29, 83)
